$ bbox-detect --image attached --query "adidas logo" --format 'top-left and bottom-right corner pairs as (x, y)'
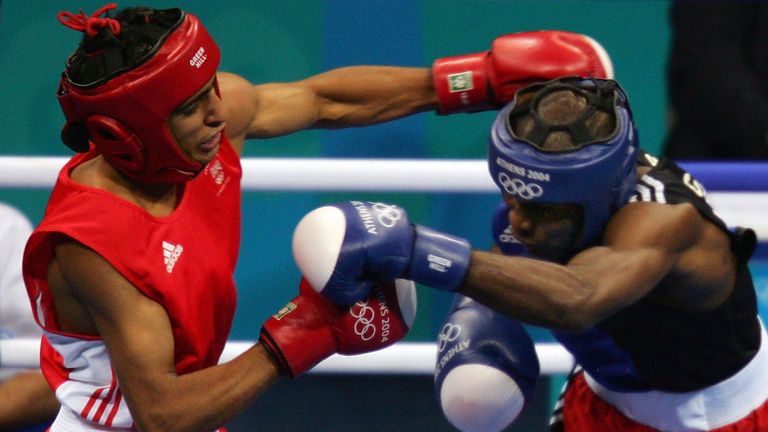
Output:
(208, 160), (225, 185)
(162, 241), (184, 273)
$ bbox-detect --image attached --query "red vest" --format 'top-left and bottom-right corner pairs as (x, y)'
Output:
(24, 136), (241, 375)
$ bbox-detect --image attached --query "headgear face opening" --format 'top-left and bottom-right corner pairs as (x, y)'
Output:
(487, 77), (639, 250)
(57, 9), (221, 184)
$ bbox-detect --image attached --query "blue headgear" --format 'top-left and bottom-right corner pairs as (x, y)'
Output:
(487, 76), (638, 249)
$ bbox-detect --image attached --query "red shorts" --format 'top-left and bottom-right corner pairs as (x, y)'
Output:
(553, 372), (768, 431)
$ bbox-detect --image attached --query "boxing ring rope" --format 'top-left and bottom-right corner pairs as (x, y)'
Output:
(1, 156), (767, 374)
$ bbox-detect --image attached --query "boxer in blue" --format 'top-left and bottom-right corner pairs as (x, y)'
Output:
(293, 77), (768, 431)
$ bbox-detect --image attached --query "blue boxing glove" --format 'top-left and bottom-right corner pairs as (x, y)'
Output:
(292, 201), (472, 304)
(435, 295), (540, 432)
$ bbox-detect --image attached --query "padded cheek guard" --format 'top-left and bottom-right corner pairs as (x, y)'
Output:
(57, 10), (221, 183)
(487, 77), (639, 250)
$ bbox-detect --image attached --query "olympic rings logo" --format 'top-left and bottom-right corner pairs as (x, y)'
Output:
(498, 225), (521, 244)
(437, 323), (462, 352)
(371, 202), (402, 228)
(350, 299), (377, 341)
(498, 173), (544, 199)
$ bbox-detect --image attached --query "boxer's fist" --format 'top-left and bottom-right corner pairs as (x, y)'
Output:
(435, 295), (539, 432)
(260, 277), (417, 377)
(292, 201), (472, 305)
(433, 30), (614, 114)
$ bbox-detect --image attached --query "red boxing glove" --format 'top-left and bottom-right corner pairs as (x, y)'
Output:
(432, 30), (614, 114)
(259, 277), (417, 377)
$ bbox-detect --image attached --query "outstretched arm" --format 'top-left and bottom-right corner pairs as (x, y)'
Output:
(221, 66), (435, 145)
(461, 202), (731, 330)
(220, 30), (613, 151)
(292, 200), (733, 331)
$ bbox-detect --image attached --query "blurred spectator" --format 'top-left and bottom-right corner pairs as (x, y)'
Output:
(663, 1), (768, 160)
(0, 202), (58, 431)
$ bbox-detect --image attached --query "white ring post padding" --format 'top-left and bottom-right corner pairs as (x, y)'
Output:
(1, 156), (766, 239)
(1, 339), (573, 374)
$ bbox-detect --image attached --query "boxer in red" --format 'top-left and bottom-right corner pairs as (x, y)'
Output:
(23, 4), (612, 430)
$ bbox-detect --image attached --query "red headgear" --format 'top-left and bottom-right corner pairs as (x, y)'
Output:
(57, 7), (221, 183)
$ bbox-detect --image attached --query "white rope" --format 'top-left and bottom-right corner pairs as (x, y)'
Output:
(225, 341), (574, 375)
(0, 339), (573, 374)
(0, 156), (765, 374)
(0, 339), (41, 369)
(0, 156), (493, 192)
(0, 157), (65, 188)
(1, 156), (766, 239)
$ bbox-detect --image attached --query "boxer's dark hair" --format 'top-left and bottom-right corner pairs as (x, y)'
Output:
(65, 7), (182, 86)
(510, 83), (617, 152)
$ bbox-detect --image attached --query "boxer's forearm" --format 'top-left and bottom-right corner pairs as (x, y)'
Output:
(0, 371), (59, 428)
(300, 66), (437, 127)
